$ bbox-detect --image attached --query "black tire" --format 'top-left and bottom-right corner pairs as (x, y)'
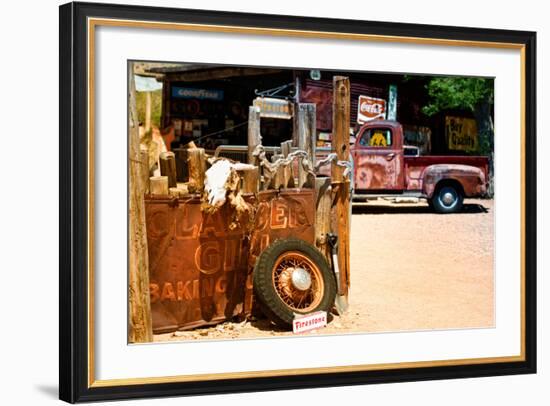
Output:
(253, 238), (337, 328)
(430, 184), (464, 214)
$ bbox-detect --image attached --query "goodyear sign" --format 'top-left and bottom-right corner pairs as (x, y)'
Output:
(446, 116), (478, 152)
(171, 87), (224, 100)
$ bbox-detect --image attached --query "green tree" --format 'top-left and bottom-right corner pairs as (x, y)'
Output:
(136, 89), (163, 129)
(422, 77), (494, 156)
(423, 77), (494, 195)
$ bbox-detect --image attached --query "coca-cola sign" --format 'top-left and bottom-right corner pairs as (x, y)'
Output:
(357, 95), (386, 123)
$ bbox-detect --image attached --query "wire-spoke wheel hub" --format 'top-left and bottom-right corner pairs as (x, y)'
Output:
(272, 251), (324, 312)
(290, 267), (312, 291)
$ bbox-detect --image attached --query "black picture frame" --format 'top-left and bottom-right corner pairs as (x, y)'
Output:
(59, 1), (537, 403)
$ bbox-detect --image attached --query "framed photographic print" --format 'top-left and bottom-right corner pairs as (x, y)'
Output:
(59, 1), (537, 403)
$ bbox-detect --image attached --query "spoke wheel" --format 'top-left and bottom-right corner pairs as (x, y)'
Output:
(253, 238), (337, 329)
(272, 251), (324, 313)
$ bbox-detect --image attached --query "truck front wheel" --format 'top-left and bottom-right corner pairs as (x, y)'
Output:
(430, 184), (463, 214)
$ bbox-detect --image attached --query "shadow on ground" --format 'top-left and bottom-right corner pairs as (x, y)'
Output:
(35, 384), (58, 399)
(352, 203), (490, 215)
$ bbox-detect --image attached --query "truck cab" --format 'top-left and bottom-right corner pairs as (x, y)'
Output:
(353, 121), (406, 191)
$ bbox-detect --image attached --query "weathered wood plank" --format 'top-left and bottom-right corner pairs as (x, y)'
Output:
(187, 148), (206, 193)
(240, 166), (259, 194)
(315, 176), (332, 261)
(128, 63), (153, 343)
(150, 176), (169, 195)
(247, 106), (261, 165)
(140, 145), (150, 195)
(294, 103), (316, 187)
(331, 76), (351, 296)
(159, 151), (177, 188)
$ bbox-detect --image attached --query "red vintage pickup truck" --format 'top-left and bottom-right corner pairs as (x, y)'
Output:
(322, 120), (489, 213)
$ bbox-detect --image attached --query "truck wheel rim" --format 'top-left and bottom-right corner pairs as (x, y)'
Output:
(439, 187), (457, 208)
(272, 251), (324, 312)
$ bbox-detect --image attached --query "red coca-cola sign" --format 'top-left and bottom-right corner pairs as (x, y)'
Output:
(357, 95), (386, 123)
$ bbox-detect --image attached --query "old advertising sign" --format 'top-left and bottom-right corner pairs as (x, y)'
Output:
(253, 97), (294, 119)
(445, 116), (478, 152)
(145, 189), (315, 333)
(292, 311), (328, 334)
(171, 87), (224, 100)
(357, 95), (387, 123)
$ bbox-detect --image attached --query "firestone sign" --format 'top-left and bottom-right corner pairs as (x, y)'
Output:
(292, 311), (328, 334)
(357, 95), (387, 123)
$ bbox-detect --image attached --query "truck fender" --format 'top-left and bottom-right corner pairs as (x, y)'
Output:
(422, 164), (486, 198)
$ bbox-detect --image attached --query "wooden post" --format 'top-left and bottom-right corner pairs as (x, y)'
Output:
(145, 91), (152, 133)
(294, 103), (316, 187)
(159, 151), (177, 188)
(172, 148), (189, 182)
(150, 176), (169, 195)
(240, 166), (259, 194)
(187, 148), (206, 193)
(315, 176), (332, 260)
(140, 145), (150, 194)
(280, 140), (294, 188)
(128, 63), (153, 343)
(331, 76), (351, 296)
(271, 154), (284, 189)
(161, 79), (171, 128)
(247, 106), (261, 165)
(281, 140), (292, 157)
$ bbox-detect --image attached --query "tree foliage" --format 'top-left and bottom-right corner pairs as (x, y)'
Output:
(136, 89), (163, 128)
(422, 77), (493, 116)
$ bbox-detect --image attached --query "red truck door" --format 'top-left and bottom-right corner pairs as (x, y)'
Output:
(353, 123), (405, 190)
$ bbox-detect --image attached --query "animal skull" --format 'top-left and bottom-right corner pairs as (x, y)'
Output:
(204, 160), (255, 208)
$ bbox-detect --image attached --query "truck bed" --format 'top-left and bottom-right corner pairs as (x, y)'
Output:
(404, 155), (489, 191)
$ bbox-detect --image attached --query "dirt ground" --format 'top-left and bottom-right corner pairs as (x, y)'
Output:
(154, 198), (494, 342)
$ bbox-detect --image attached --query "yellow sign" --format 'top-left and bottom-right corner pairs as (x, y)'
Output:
(370, 131), (387, 147)
(446, 116), (478, 152)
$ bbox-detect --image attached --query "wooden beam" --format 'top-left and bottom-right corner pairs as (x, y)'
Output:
(128, 63), (153, 343)
(187, 148), (206, 193)
(331, 76), (351, 296)
(145, 91), (152, 132)
(240, 166), (259, 194)
(140, 146), (150, 195)
(150, 176), (169, 195)
(294, 103), (316, 187)
(161, 80), (171, 128)
(172, 148), (189, 182)
(159, 151), (177, 188)
(247, 106), (261, 165)
(280, 140), (294, 188)
(164, 67), (282, 83)
(315, 176), (332, 261)
(271, 154), (285, 189)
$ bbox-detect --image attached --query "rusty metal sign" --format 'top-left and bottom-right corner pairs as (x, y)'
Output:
(145, 188), (316, 333)
(253, 97), (294, 119)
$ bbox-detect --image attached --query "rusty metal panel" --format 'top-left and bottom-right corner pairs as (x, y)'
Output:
(145, 196), (252, 333)
(248, 189), (316, 264)
(353, 152), (404, 190)
(422, 164), (487, 198)
(145, 188), (317, 333)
